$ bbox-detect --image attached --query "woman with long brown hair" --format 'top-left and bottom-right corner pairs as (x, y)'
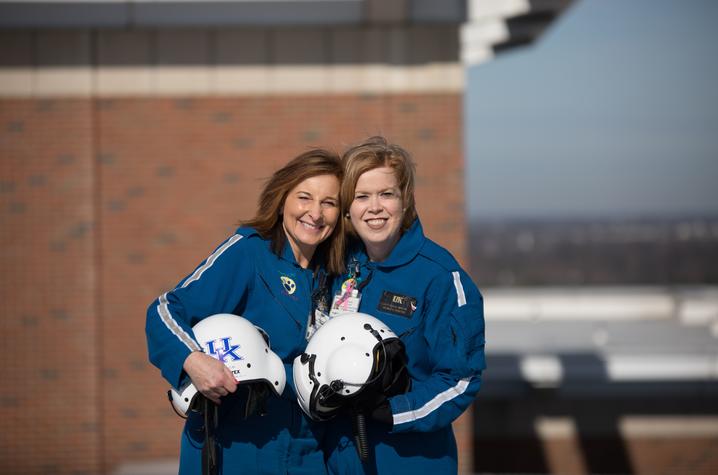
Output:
(146, 148), (344, 474)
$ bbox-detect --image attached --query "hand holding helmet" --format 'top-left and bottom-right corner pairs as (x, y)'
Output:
(169, 313), (286, 418)
(183, 351), (238, 405)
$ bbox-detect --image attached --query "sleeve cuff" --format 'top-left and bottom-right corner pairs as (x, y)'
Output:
(370, 400), (393, 427)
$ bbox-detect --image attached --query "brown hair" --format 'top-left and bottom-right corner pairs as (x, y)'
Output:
(242, 149), (345, 274)
(341, 136), (417, 236)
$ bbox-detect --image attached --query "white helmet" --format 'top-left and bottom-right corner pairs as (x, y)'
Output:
(169, 313), (286, 417)
(293, 312), (408, 421)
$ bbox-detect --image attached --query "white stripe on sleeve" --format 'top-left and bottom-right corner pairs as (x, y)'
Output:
(393, 377), (472, 426)
(155, 234), (244, 351)
(181, 234), (243, 288)
(452, 271), (467, 307)
(157, 293), (201, 352)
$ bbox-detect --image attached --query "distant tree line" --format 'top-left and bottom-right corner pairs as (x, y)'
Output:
(468, 216), (718, 286)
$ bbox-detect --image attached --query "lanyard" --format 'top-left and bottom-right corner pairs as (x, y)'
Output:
(335, 260), (373, 310)
(310, 270), (329, 327)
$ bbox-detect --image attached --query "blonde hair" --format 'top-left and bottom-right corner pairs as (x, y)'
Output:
(242, 149), (345, 274)
(341, 136), (417, 236)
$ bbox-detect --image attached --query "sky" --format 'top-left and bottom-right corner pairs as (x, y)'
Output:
(465, 0), (718, 220)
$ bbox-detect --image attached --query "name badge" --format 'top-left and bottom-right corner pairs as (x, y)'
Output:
(330, 289), (361, 316)
(377, 291), (416, 318)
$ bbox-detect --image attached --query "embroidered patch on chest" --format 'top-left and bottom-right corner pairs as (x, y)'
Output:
(280, 275), (297, 295)
(377, 291), (417, 318)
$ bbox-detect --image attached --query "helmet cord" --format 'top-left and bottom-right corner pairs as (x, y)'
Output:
(201, 397), (219, 475)
(352, 410), (370, 462)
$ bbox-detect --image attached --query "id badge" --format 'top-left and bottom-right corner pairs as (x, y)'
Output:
(330, 289), (361, 317)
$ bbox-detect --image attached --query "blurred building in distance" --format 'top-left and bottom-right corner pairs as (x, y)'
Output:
(471, 216), (718, 287)
(469, 213), (718, 474)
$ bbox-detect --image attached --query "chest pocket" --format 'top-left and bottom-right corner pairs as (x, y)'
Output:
(249, 269), (309, 361)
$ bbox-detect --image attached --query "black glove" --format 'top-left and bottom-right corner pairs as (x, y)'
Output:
(379, 339), (411, 397)
(352, 383), (393, 428)
(369, 399), (393, 426)
(353, 385), (388, 413)
(353, 338), (411, 428)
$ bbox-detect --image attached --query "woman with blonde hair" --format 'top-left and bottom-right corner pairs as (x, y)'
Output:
(325, 136), (486, 474)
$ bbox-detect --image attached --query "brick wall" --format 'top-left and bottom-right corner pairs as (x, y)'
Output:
(0, 93), (468, 474)
(0, 99), (100, 474)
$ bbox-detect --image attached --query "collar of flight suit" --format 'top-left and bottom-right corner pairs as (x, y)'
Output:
(350, 218), (426, 270)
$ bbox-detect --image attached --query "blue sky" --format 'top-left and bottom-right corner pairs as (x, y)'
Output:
(465, 0), (718, 219)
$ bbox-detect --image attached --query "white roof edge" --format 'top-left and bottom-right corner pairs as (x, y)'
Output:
(511, 354), (718, 386)
(467, 0), (530, 22)
(483, 285), (718, 322)
(460, 0), (573, 66)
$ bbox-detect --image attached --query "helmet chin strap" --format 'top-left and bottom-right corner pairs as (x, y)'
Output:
(363, 322), (383, 341)
(201, 397), (219, 475)
(244, 384), (271, 418)
(195, 382), (275, 475)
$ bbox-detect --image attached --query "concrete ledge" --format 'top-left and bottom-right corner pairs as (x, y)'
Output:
(0, 63), (464, 97)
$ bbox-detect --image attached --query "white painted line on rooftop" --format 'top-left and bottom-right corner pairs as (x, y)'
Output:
(517, 354), (718, 385)
(483, 287), (718, 323)
(606, 355), (718, 381)
(535, 417), (577, 438)
(535, 416), (718, 439)
(678, 298), (718, 326)
(619, 416), (718, 437)
(485, 293), (675, 321)
(520, 355), (563, 386)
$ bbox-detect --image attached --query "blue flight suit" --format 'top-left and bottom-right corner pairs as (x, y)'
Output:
(325, 219), (486, 475)
(146, 227), (328, 475)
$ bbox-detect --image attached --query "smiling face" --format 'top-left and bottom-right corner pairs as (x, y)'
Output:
(282, 174), (340, 268)
(349, 166), (404, 262)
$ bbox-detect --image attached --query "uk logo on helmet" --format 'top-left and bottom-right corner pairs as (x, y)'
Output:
(205, 337), (243, 363)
